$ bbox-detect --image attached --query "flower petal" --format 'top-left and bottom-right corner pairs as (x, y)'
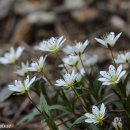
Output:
(109, 65), (116, 76)
(85, 119), (97, 123)
(100, 103), (106, 117)
(84, 113), (95, 119)
(100, 71), (111, 79)
(102, 82), (111, 85)
(95, 38), (106, 46)
(98, 78), (109, 82)
(116, 65), (122, 76)
(92, 105), (100, 116)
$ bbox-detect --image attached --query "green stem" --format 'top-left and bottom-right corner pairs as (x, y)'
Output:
(71, 87), (87, 112)
(79, 55), (86, 73)
(111, 88), (121, 99)
(42, 71), (63, 98)
(57, 53), (68, 72)
(27, 93), (44, 118)
(108, 46), (117, 68)
(42, 71), (54, 87)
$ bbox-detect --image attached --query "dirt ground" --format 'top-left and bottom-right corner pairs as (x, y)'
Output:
(0, 0), (130, 130)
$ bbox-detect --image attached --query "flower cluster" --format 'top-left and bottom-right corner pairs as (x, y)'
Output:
(1, 32), (128, 130)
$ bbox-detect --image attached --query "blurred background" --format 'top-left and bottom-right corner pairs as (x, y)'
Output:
(0, 0), (130, 129)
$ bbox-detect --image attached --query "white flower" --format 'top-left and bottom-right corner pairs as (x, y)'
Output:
(115, 52), (130, 64)
(84, 103), (106, 124)
(55, 70), (78, 88)
(0, 46), (24, 64)
(84, 55), (98, 67)
(63, 40), (89, 55)
(62, 55), (79, 66)
(15, 61), (29, 76)
(35, 36), (66, 53)
(98, 65), (126, 85)
(28, 56), (47, 72)
(8, 75), (36, 94)
(112, 117), (123, 130)
(95, 32), (122, 48)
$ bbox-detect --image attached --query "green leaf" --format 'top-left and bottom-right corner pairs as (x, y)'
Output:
(40, 92), (51, 117)
(124, 73), (130, 88)
(49, 105), (67, 111)
(17, 110), (39, 125)
(0, 86), (13, 103)
(69, 115), (86, 130)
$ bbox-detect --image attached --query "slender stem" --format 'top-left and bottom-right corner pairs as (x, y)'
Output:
(126, 60), (130, 69)
(75, 65), (80, 73)
(42, 71), (63, 98)
(57, 53), (68, 72)
(79, 55), (91, 86)
(42, 71), (54, 87)
(79, 55), (86, 73)
(109, 46), (117, 68)
(111, 88), (121, 99)
(75, 64), (89, 88)
(71, 87), (87, 112)
(56, 116), (75, 126)
(27, 92), (44, 118)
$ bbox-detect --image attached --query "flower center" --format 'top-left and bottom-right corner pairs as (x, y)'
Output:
(111, 76), (118, 84)
(11, 57), (17, 64)
(37, 67), (43, 72)
(21, 86), (27, 94)
(67, 82), (73, 88)
(96, 114), (104, 124)
(50, 44), (59, 52)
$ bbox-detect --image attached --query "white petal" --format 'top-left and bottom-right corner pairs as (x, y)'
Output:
(0, 57), (10, 64)
(85, 118), (96, 123)
(100, 103), (106, 116)
(98, 78), (109, 82)
(114, 32), (122, 42)
(8, 85), (21, 92)
(116, 65), (122, 76)
(102, 82), (111, 85)
(109, 65), (116, 76)
(84, 40), (89, 47)
(100, 71), (111, 79)
(27, 76), (36, 88)
(92, 106), (100, 116)
(95, 38), (106, 46)
(16, 47), (24, 58)
(55, 79), (66, 86)
(85, 113), (95, 119)
(118, 70), (126, 80)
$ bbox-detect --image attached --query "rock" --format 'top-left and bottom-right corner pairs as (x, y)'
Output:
(10, 19), (32, 45)
(0, 0), (16, 19)
(64, 0), (85, 10)
(71, 8), (99, 23)
(27, 11), (55, 24)
(110, 16), (126, 30)
(14, 0), (51, 15)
